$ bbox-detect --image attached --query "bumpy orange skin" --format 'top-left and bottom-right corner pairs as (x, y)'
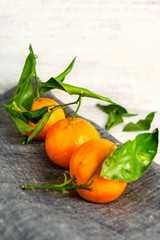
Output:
(45, 118), (100, 168)
(69, 139), (127, 203)
(27, 98), (65, 140)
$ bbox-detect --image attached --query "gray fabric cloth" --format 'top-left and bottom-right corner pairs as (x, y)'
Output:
(0, 87), (160, 240)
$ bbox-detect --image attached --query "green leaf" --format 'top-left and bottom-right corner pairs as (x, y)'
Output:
(97, 104), (126, 115)
(39, 77), (114, 104)
(12, 117), (35, 136)
(5, 78), (34, 123)
(100, 128), (159, 182)
(17, 103), (60, 124)
(105, 111), (123, 130)
(123, 113), (138, 117)
(55, 57), (76, 82)
(12, 101), (24, 116)
(19, 138), (28, 145)
(123, 112), (156, 131)
(5, 45), (36, 136)
(26, 111), (53, 143)
(97, 103), (137, 131)
(22, 106), (49, 124)
(15, 44), (36, 97)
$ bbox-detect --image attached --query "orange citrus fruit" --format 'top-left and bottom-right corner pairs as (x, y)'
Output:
(45, 117), (100, 168)
(69, 139), (127, 203)
(27, 98), (65, 140)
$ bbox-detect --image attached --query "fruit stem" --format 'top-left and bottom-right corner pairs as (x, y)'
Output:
(21, 184), (92, 192)
(85, 144), (116, 186)
(69, 94), (82, 124)
(21, 174), (93, 192)
(49, 94), (82, 113)
(21, 144), (118, 194)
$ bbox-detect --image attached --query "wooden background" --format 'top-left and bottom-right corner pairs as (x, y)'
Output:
(0, 0), (160, 163)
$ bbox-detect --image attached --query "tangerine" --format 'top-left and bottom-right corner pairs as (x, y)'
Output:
(27, 98), (65, 140)
(45, 117), (100, 168)
(69, 139), (127, 203)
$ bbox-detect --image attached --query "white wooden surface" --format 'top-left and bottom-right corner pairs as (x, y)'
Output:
(0, 0), (160, 164)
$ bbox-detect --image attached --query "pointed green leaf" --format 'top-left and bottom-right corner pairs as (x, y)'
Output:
(123, 112), (156, 131)
(12, 117), (35, 136)
(97, 103), (137, 131)
(5, 45), (36, 136)
(22, 106), (49, 124)
(55, 57), (76, 82)
(97, 103), (137, 116)
(100, 129), (159, 182)
(26, 111), (53, 143)
(105, 111), (123, 130)
(18, 103), (60, 124)
(97, 104), (127, 115)
(5, 78), (34, 123)
(19, 138), (28, 145)
(15, 44), (36, 97)
(123, 113), (138, 117)
(39, 78), (114, 104)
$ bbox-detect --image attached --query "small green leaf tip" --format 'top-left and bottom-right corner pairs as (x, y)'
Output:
(19, 138), (27, 145)
(123, 112), (156, 131)
(29, 44), (33, 53)
(55, 57), (77, 82)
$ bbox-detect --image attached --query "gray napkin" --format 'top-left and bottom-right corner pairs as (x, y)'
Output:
(0, 87), (160, 240)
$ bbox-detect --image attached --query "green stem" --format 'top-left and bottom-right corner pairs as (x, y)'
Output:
(21, 145), (116, 193)
(21, 173), (92, 192)
(69, 94), (82, 124)
(85, 144), (116, 186)
(58, 173), (74, 187)
(49, 94), (82, 113)
(22, 184), (92, 192)
(50, 101), (76, 111)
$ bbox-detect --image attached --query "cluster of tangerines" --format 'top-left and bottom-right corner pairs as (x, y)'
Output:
(26, 96), (127, 203)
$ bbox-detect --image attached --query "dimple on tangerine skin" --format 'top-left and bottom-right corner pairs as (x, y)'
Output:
(45, 118), (100, 168)
(69, 139), (127, 203)
(27, 98), (65, 140)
